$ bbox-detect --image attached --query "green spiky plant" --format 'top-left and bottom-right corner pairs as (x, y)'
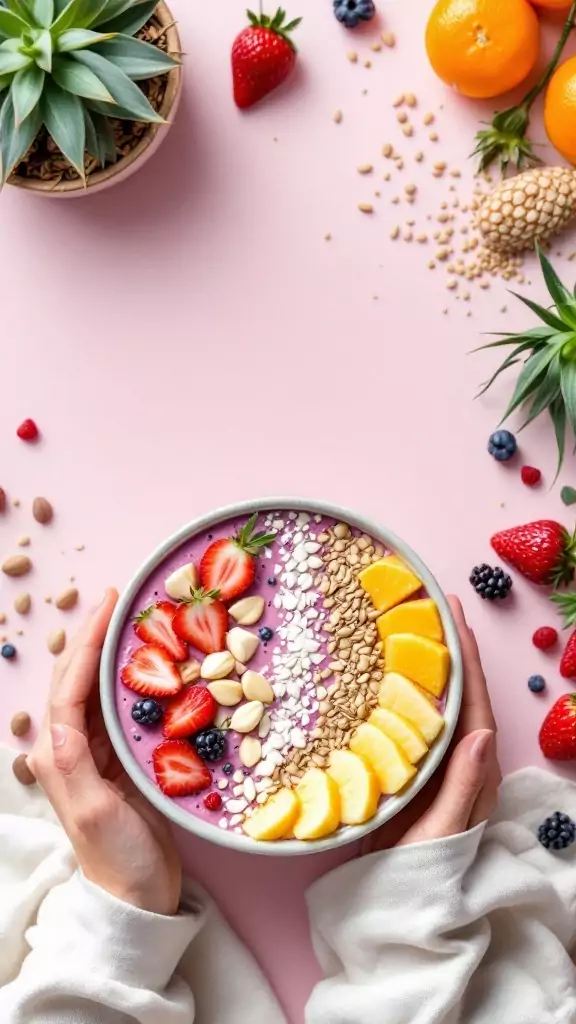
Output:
(0, 0), (180, 186)
(476, 245), (576, 481)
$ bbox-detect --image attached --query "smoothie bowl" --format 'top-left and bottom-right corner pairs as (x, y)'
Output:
(100, 499), (462, 856)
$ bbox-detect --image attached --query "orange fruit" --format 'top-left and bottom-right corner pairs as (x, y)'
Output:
(425, 0), (540, 99)
(545, 57), (576, 164)
(529, 0), (572, 9)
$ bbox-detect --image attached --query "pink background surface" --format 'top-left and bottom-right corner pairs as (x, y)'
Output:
(2, 2), (576, 1020)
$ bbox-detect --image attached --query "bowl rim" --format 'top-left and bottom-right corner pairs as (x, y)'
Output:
(100, 497), (463, 857)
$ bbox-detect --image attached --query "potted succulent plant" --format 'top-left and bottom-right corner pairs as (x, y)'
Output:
(0, 0), (182, 196)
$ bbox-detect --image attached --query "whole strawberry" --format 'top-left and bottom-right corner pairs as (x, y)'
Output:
(491, 520), (576, 587)
(539, 694), (576, 759)
(232, 7), (302, 109)
(561, 632), (576, 679)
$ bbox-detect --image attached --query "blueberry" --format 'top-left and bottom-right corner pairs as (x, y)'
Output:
(222, 762), (233, 775)
(267, 577), (277, 586)
(194, 728), (227, 763)
(1, 643), (16, 659)
(333, 0), (376, 27)
(488, 429), (517, 462)
(528, 674), (546, 693)
(131, 699), (163, 726)
(259, 626), (274, 642)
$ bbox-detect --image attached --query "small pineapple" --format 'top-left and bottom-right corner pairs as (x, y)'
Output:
(0, 0), (180, 186)
(477, 167), (576, 254)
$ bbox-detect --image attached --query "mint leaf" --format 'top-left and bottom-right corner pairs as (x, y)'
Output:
(561, 486), (576, 506)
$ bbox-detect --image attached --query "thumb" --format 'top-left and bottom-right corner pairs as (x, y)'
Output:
(50, 724), (103, 804)
(399, 729), (494, 845)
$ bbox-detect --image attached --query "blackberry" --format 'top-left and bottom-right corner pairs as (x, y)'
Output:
(537, 811), (576, 850)
(194, 728), (227, 763)
(469, 563), (512, 600)
(259, 626), (274, 642)
(131, 699), (163, 727)
(333, 0), (376, 27)
(488, 429), (517, 462)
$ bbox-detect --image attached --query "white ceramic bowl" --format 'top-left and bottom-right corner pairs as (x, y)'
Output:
(100, 498), (463, 856)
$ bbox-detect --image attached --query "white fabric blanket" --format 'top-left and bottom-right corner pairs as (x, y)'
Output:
(3, 737), (576, 1024)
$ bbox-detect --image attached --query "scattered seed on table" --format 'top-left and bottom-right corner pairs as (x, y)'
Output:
(10, 712), (31, 737)
(324, 232), (332, 241)
(415, 151), (424, 162)
(357, 163), (373, 174)
(403, 229), (413, 241)
(12, 754), (36, 786)
(382, 143), (393, 158)
(358, 203), (374, 213)
(390, 226), (400, 239)
(74, 544), (85, 552)
(395, 159), (404, 170)
(17, 536), (30, 547)
(423, 112), (435, 125)
(333, 109), (343, 124)
(12, 499), (20, 507)
(382, 31), (396, 47)
(405, 183), (417, 196)
(392, 94), (404, 107)
(364, 59), (372, 68)
(405, 93), (417, 107)
(0, 613), (5, 625)
(370, 41), (382, 52)
(429, 131), (439, 142)
(47, 629), (66, 655)
(397, 110), (408, 124)
(347, 50), (358, 62)
(0, 488), (5, 514)
(417, 234), (428, 243)
(14, 593), (31, 615)
(56, 587), (79, 611)
(383, 172), (391, 181)
(428, 260), (436, 269)
(32, 496), (53, 524)
(447, 278), (457, 290)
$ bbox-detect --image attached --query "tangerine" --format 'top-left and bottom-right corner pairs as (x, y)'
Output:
(545, 57), (576, 164)
(425, 0), (540, 99)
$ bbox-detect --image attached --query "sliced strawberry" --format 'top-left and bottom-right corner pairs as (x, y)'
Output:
(172, 588), (228, 654)
(200, 513), (277, 601)
(153, 739), (212, 796)
(134, 601), (188, 661)
(121, 644), (182, 698)
(163, 685), (217, 739)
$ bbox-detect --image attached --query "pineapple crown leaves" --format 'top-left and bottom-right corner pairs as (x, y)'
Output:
(0, 0), (180, 186)
(475, 244), (576, 482)
(246, 7), (302, 50)
(472, 105), (541, 175)
(233, 512), (277, 555)
(550, 576), (576, 627)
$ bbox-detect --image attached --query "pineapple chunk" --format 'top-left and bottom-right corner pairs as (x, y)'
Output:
(327, 749), (380, 825)
(350, 723), (416, 795)
(358, 556), (422, 613)
(379, 672), (445, 745)
(385, 633), (450, 698)
(293, 769), (341, 841)
(243, 788), (299, 842)
(377, 598), (443, 643)
(368, 707), (428, 764)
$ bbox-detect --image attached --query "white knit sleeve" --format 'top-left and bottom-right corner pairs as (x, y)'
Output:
(305, 825), (488, 1024)
(0, 871), (202, 1024)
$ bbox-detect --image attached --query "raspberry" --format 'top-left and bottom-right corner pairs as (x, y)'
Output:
(204, 792), (222, 811)
(521, 465), (541, 486)
(532, 626), (558, 651)
(16, 419), (39, 442)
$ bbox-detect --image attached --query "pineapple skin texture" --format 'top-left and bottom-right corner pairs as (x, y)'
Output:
(478, 167), (576, 254)
(385, 634), (450, 698)
(358, 556), (422, 613)
(379, 672), (445, 745)
(377, 598), (444, 643)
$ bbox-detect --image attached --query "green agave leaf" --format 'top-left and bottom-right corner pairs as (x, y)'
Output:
(29, 0), (53, 27)
(51, 53), (113, 101)
(11, 61), (43, 122)
(73, 48), (164, 121)
(94, 0), (138, 25)
(500, 339), (566, 423)
(0, 8), (28, 37)
(83, 104), (115, 164)
(519, 354), (562, 430)
(96, 1), (159, 37)
(32, 26), (52, 71)
(55, 28), (116, 52)
(509, 290), (570, 332)
(473, 326), (553, 352)
(476, 340), (537, 397)
(52, 0), (109, 33)
(94, 35), (178, 80)
(537, 243), (573, 309)
(557, 302), (576, 331)
(41, 75), (85, 176)
(0, 88), (41, 185)
(3, 1), (33, 21)
(550, 395), (566, 483)
(0, 49), (32, 73)
(561, 361), (576, 439)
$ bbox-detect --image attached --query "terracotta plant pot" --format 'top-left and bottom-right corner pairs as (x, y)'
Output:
(9, 1), (182, 199)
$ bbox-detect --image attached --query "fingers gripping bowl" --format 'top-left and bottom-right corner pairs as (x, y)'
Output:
(100, 499), (462, 856)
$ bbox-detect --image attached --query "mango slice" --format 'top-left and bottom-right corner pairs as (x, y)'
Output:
(350, 723), (416, 795)
(377, 598), (444, 643)
(379, 672), (445, 745)
(385, 633), (450, 698)
(358, 556), (422, 613)
(243, 787), (299, 841)
(327, 749), (380, 825)
(293, 769), (341, 840)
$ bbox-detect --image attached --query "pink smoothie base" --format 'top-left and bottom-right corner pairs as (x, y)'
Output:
(103, 498), (462, 854)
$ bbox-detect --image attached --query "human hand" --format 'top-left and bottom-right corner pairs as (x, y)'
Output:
(28, 589), (182, 916)
(364, 595), (501, 853)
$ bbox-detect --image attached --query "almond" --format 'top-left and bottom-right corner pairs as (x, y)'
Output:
(56, 587), (78, 611)
(226, 627), (259, 664)
(207, 680), (243, 707)
(230, 700), (264, 734)
(2, 555), (32, 577)
(179, 658), (201, 684)
(215, 706), (232, 729)
(201, 651), (235, 681)
(47, 629), (66, 655)
(228, 596), (265, 626)
(32, 496), (53, 525)
(241, 670), (275, 704)
(165, 563), (199, 602)
(10, 711), (31, 737)
(239, 736), (262, 768)
(14, 593), (31, 615)
(12, 753), (36, 786)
